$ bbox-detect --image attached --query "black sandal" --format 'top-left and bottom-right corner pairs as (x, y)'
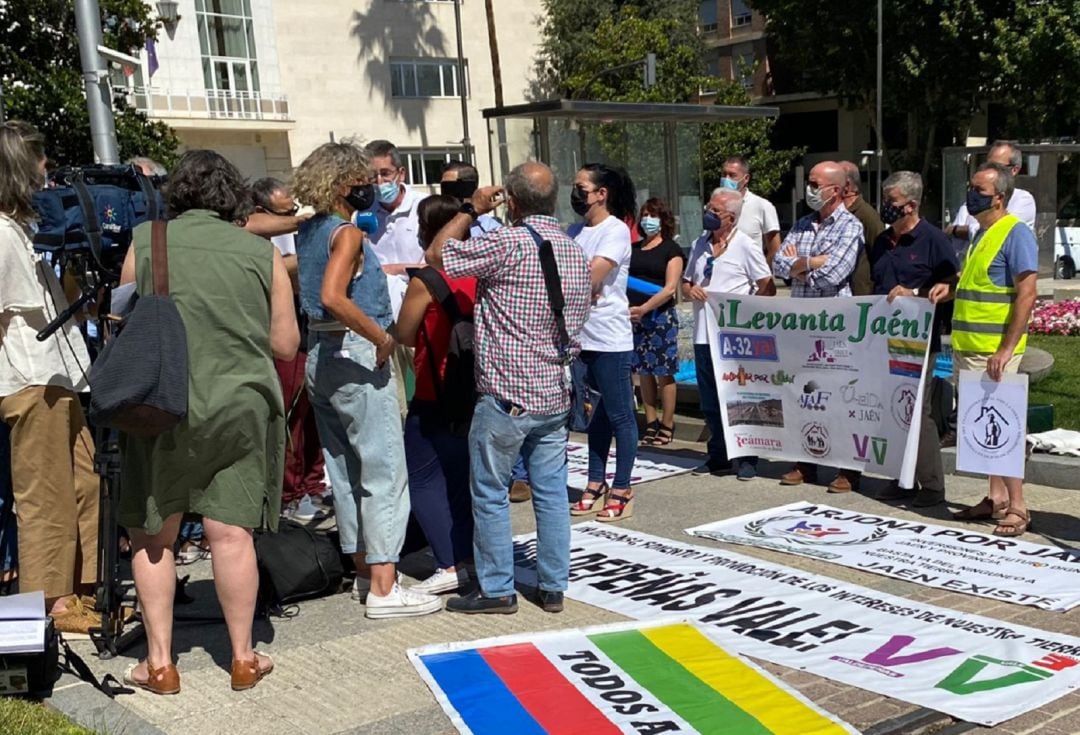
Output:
(640, 420), (660, 445)
(651, 422), (675, 446)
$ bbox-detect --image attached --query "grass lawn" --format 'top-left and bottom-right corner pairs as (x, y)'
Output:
(0, 697), (96, 735)
(1029, 335), (1080, 430)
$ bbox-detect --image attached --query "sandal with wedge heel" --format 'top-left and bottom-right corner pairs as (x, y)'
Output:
(571, 483), (608, 516)
(596, 489), (634, 523)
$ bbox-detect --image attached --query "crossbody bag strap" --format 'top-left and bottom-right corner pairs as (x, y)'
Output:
(522, 223), (570, 354)
(150, 220), (169, 296)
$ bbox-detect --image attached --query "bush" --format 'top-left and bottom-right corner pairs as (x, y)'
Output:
(1030, 299), (1080, 337)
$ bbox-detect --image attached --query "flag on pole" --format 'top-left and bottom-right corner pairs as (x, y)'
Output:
(146, 38), (159, 78)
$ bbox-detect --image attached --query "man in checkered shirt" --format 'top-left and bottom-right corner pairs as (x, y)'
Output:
(773, 160), (863, 492)
(427, 161), (590, 615)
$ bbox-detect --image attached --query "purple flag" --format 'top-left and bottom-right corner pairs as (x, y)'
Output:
(146, 38), (159, 78)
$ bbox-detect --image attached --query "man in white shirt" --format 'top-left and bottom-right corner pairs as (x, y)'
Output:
(683, 187), (775, 480)
(364, 140), (426, 320)
(721, 156), (782, 266)
(945, 140), (1037, 248)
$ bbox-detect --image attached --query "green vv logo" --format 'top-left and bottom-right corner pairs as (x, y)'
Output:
(853, 434), (887, 464)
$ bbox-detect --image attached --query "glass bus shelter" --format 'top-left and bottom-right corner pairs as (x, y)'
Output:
(482, 99), (778, 242)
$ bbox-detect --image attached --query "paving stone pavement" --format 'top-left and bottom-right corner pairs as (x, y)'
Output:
(47, 444), (1080, 734)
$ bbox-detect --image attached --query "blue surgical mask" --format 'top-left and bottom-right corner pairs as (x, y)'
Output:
(702, 211), (725, 231)
(720, 177), (741, 191)
(377, 180), (400, 205)
(966, 188), (995, 216)
(640, 216), (661, 236)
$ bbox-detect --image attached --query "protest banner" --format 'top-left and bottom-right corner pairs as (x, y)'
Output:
(703, 294), (933, 486)
(567, 441), (698, 492)
(956, 370), (1029, 479)
(686, 502), (1080, 611)
(514, 524), (1080, 725)
(410, 619), (857, 735)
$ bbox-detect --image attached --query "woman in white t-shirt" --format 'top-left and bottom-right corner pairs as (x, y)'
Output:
(682, 187), (776, 481)
(569, 164), (639, 522)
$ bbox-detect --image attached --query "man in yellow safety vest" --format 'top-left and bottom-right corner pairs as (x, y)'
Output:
(929, 162), (1038, 537)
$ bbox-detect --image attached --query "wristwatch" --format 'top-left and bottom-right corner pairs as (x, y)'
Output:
(459, 202), (478, 220)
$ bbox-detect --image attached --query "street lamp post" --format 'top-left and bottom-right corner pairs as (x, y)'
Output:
(74, 0), (120, 164)
(453, 0), (472, 164)
(875, 0), (883, 207)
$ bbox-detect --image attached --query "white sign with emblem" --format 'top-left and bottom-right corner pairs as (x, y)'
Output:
(956, 370), (1028, 480)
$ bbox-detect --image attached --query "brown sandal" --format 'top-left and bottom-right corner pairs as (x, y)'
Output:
(993, 509), (1032, 537)
(231, 651), (274, 691)
(953, 496), (1008, 521)
(124, 660), (181, 695)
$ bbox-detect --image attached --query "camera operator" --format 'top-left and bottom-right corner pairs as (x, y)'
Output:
(0, 121), (100, 632)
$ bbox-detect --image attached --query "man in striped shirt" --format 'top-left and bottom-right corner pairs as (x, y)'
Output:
(773, 161), (863, 492)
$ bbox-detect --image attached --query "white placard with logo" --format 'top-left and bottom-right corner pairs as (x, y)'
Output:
(514, 524), (1080, 726)
(704, 294), (933, 486)
(956, 370), (1028, 479)
(687, 502), (1080, 611)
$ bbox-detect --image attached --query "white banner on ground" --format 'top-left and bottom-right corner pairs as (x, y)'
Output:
(566, 441), (699, 491)
(957, 370), (1029, 479)
(514, 524), (1080, 726)
(686, 502), (1080, 612)
(703, 295), (933, 487)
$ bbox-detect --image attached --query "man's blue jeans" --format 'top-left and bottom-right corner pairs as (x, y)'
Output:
(579, 350), (638, 488)
(469, 395), (570, 598)
(694, 344), (756, 471)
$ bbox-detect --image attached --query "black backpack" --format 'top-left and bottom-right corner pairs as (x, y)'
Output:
(416, 268), (476, 435)
(88, 221), (189, 437)
(254, 519), (345, 613)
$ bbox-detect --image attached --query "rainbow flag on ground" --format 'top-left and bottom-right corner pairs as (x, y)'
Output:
(409, 620), (857, 735)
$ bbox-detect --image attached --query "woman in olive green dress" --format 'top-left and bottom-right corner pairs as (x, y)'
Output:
(118, 151), (299, 694)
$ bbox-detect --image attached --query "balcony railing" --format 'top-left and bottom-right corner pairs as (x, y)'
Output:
(114, 86), (291, 122)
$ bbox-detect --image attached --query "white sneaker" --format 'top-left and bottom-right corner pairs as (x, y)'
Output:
(365, 583), (442, 619)
(283, 495), (327, 523)
(409, 568), (468, 595)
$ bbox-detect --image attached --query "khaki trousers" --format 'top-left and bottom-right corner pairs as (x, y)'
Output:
(0, 386), (99, 600)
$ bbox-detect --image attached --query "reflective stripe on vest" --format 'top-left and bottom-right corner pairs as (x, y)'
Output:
(952, 213), (1027, 355)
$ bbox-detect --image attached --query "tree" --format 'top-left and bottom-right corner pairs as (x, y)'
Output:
(747, 0), (1080, 190)
(537, 2), (800, 197)
(0, 0), (179, 166)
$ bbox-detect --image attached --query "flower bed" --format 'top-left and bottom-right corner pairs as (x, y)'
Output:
(1030, 299), (1080, 337)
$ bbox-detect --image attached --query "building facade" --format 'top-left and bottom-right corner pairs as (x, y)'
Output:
(118, 0), (542, 186)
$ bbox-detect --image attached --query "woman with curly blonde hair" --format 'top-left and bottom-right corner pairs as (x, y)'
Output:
(293, 142), (440, 618)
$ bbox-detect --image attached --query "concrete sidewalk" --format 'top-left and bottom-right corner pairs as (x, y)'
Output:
(48, 446), (1080, 735)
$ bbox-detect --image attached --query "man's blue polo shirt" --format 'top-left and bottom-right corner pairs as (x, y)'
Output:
(869, 219), (959, 353)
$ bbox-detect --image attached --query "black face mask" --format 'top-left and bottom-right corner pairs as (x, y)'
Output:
(570, 186), (591, 217)
(441, 179), (478, 201)
(345, 184), (376, 212)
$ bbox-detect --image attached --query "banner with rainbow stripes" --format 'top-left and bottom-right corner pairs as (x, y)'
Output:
(409, 619), (857, 735)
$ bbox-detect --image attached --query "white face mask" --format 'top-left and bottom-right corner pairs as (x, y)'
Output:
(805, 183), (835, 212)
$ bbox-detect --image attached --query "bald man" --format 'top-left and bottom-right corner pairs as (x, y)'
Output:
(773, 161), (864, 493)
(428, 161), (592, 615)
(839, 160), (884, 296)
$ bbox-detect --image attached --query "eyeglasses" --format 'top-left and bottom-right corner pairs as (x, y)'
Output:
(374, 168), (400, 182)
(574, 184), (597, 195)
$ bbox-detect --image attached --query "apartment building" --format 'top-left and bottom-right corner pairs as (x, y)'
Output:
(116, 0), (542, 185)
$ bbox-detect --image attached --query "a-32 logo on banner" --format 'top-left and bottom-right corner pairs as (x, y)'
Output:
(717, 332), (778, 361)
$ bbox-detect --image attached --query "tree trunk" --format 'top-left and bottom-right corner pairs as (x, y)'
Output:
(484, 0), (503, 107)
(919, 120), (936, 188)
